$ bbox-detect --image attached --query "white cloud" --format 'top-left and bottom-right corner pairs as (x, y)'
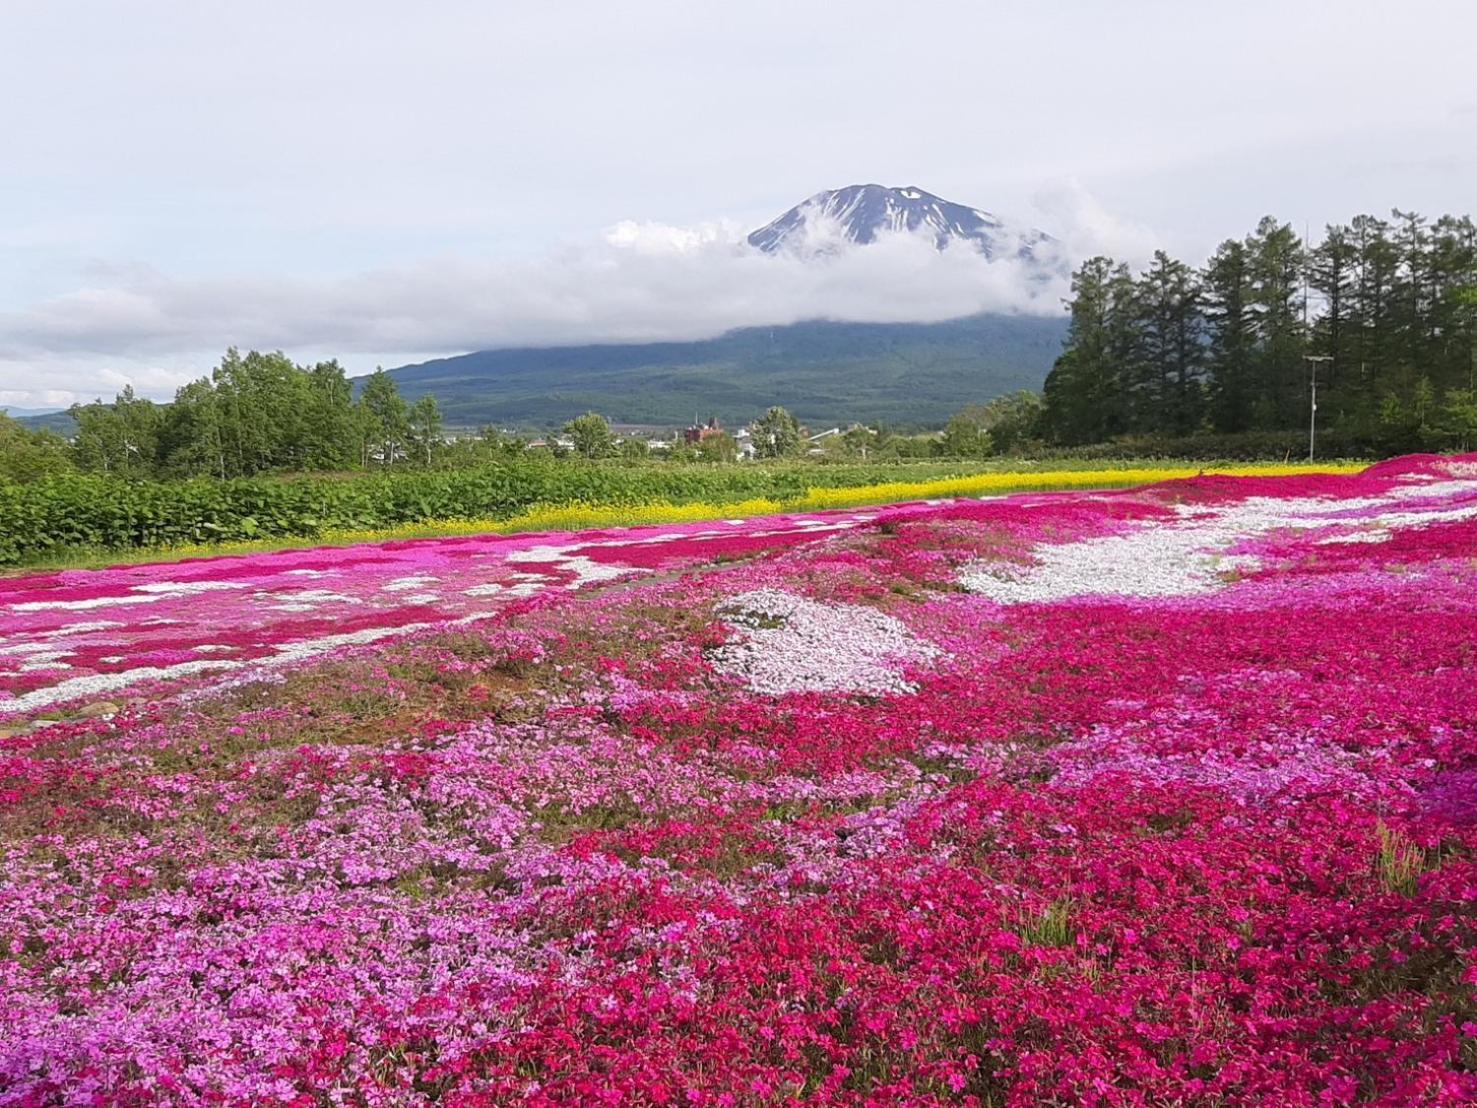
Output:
(0, 220), (1074, 405)
(1029, 180), (1162, 268)
(601, 219), (746, 254)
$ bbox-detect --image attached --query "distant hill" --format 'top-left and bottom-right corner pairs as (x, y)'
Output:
(11, 410), (74, 434)
(386, 313), (1067, 430)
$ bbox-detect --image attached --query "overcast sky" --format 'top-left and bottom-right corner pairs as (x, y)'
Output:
(4, 0), (1475, 408)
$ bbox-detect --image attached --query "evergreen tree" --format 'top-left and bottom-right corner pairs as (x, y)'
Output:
(1428, 220), (1477, 394)
(1137, 251), (1204, 434)
(1033, 207), (1477, 452)
(1349, 214), (1400, 403)
(1390, 209), (1434, 380)
(1042, 257), (1139, 444)
(1454, 283), (1477, 396)
(1203, 239), (1258, 433)
(1245, 217), (1307, 428)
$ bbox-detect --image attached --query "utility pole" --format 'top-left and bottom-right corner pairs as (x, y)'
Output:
(1304, 355), (1332, 461)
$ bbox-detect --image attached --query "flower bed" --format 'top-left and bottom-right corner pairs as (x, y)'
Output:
(1, 455), (1475, 1104)
(0, 510), (881, 714)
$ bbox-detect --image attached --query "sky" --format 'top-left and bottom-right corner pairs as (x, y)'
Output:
(3, 0), (1475, 409)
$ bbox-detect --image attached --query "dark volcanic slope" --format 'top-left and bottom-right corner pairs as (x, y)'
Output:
(386, 313), (1066, 429)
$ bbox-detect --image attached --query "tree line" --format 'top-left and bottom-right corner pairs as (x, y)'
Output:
(1042, 210), (1477, 452)
(56, 350), (446, 478)
(554, 399), (1042, 463)
(2, 344), (1052, 485)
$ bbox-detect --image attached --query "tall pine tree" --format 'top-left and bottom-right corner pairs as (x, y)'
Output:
(1043, 257), (1139, 444)
(1136, 251), (1204, 435)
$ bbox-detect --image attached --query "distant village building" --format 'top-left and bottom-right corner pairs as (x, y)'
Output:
(683, 417), (726, 445)
(732, 427), (755, 460)
(806, 423), (874, 456)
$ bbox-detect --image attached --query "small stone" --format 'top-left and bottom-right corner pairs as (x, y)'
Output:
(76, 700), (121, 719)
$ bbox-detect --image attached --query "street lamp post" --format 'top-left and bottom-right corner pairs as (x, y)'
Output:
(1304, 355), (1333, 462)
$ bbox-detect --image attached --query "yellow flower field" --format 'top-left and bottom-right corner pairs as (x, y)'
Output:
(325, 461), (1361, 545)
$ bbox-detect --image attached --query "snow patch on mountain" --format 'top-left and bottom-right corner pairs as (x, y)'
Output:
(748, 184), (1059, 272)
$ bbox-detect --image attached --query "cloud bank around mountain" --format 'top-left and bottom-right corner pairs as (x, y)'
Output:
(0, 186), (1148, 406)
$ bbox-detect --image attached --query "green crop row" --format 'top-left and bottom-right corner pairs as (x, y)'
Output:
(0, 460), (1019, 564)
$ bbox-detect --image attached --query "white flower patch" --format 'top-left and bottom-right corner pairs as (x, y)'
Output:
(17, 652), (73, 672)
(257, 588), (363, 612)
(1386, 478), (1477, 502)
(960, 476), (1477, 604)
(381, 575), (441, 592)
(10, 594), (167, 613)
(958, 502), (1277, 603)
(708, 589), (939, 697)
(1359, 504), (1477, 529)
(0, 642), (73, 657)
(506, 547), (641, 588)
(267, 624), (428, 663)
(2, 660), (239, 713)
(130, 581), (249, 596)
(35, 620), (125, 639)
(0, 643), (75, 674)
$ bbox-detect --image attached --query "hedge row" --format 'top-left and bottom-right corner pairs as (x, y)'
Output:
(1012, 431), (1380, 463)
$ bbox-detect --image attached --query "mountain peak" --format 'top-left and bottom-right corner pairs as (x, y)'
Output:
(747, 183), (1049, 260)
